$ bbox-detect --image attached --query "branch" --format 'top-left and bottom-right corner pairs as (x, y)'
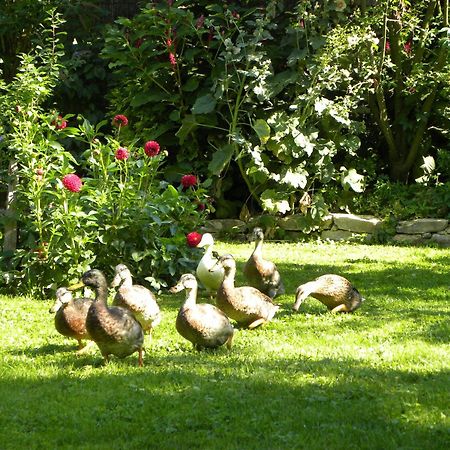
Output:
(411, 1), (438, 67)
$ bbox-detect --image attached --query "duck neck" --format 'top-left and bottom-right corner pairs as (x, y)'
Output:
(94, 283), (109, 306)
(183, 285), (198, 309)
(121, 275), (133, 289)
(222, 266), (235, 291)
(203, 243), (213, 258)
(252, 238), (263, 257)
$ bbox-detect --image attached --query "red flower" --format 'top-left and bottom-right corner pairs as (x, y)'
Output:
(62, 174), (82, 193)
(169, 52), (177, 67)
(403, 41), (412, 54)
(181, 174), (197, 188)
(385, 40), (390, 52)
(36, 168), (44, 176)
(144, 140), (160, 157)
(53, 115), (67, 130)
(112, 114), (129, 127)
(186, 232), (202, 247)
(197, 202), (206, 211)
(115, 147), (129, 160)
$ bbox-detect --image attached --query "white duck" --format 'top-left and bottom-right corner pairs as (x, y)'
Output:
(169, 273), (234, 350)
(195, 233), (225, 295)
(111, 264), (161, 336)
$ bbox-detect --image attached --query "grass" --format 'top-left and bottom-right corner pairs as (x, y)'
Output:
(0, 241), (449, 450)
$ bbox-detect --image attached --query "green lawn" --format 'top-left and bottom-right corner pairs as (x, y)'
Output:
(0, 242), (449, 449)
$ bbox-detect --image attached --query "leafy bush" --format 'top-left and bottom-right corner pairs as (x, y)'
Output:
(352, 178), (450, 220)
(101, 0), (367, 223)
(0, 14), (209, 296)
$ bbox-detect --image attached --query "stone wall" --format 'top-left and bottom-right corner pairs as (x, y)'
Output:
(202, 214), (450, 248)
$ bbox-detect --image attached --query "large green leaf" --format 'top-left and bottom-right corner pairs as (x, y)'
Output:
(192, 94), (216, 114)
(208, 144), (235, 176)
(175, 115), (198, 144)
(253, 119), (271, 144)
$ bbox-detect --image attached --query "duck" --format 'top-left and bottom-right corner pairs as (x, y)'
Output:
(111, 264), (161, 336)
(195, 233), (225, 295)
(169, 273), (234, 350)
(243, 227), (285, 299)
(292, 274), (365, 313)
(215, 254), (279, 328)
(69, 269), (144, 366)
(49, 287), (93, 350)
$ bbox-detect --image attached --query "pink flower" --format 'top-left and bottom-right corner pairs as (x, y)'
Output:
(115, 147), (129, 160)
(385, 40), (391, 52)
(53, 115), (67, 130)
(196, 15), (205, 29)
(166, 38), (173, 48)
(186, 232), (202, 247)
(169, 52), (177, 67)
(36, 168), (44, 176)
(62, 174), (82, 193)
(403, 41), (412, 54)
(144, 140), (160, 157)
(112, 114), (129, 127)
(181, 174), (198, 188)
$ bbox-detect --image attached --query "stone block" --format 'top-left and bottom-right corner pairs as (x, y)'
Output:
(202, 219), (247, 234)
(430, 234), (450, 248)
(332, 213), (382, 233)
(396, 218), (448, 234)
(391, 234), (425, 245)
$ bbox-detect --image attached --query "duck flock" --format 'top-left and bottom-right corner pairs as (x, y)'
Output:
(50, 227), (365, 366)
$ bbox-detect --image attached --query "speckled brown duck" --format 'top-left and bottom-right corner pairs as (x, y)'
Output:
(49, 287), (93, 350)
(111, 264), (161, 336)
(69, 269), (145, 366)
(243, 227), (285, 299)
(216, 254), (279, 328)
(292, 274), (364, 313)
(169, 273), (234, 350)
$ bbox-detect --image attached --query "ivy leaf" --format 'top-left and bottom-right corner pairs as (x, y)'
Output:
(341, 168), (365, 193)
(280, 168), (308, 189)
(260, 189), (291, 214)
(192, 94), (216, 114)
(253, 119), (271, 144)
(293, 131), (316, 156)
(208, 144), (235, 176)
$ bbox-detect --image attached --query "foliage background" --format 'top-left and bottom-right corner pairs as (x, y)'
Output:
(0, 0), (449, 295)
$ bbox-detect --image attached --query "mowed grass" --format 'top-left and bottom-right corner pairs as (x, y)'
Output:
(0, 241), (449, 450)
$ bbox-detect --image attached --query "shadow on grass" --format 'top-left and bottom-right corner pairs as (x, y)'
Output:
(0, 352), (448, 450)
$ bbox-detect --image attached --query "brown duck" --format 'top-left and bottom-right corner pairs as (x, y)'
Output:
(292, 274), (364, 313)
(243, 227), (285, 299)
(49, 287), (93, 350)
(111, 264), (161, 336)
(69, 269), (145, 366)
(169, 273), (234, 350)
(216, 254), (279, 328)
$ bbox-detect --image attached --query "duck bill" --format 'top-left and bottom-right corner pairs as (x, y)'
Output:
(169, 284), (182, 294)
(67, 281), (85, 291)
